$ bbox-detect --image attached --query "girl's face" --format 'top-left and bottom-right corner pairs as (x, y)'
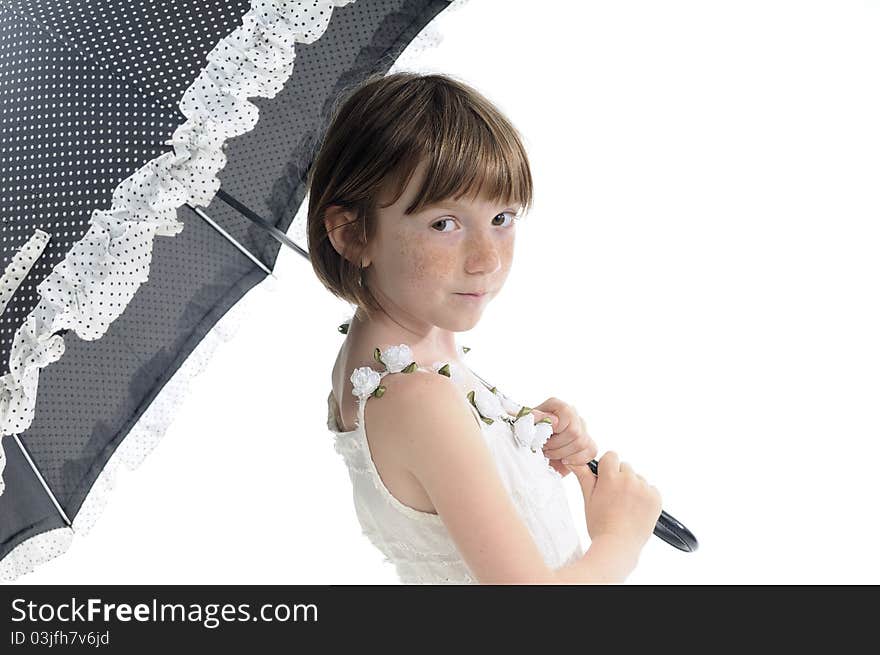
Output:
(364, 159), (519, 333)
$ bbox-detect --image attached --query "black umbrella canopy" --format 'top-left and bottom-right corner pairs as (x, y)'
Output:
(0, 0), (456, 580)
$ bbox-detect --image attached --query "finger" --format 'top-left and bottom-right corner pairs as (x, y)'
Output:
(533, 397), (567, 415)
(544, 437), (597, 461)
(566, 461), (597, 494)
(599, 450), (620, 477)
(542, 414), (590, 453)
(544, 411), (591, 451)
(558, 447), (599, 467)
(541, 431), (580, 455)
(532, 399), (574, 434)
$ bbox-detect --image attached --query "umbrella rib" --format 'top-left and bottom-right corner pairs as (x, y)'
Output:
(214, 187), (310, 261)
(185, 202), (278, 278)
(11, 434), (74, 531)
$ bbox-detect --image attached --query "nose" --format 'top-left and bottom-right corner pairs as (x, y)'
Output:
(464, 230), (501, 275)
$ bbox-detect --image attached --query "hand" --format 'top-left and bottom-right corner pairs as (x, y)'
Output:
(528, 397), (598, 478)
(567, 450), (662, 554)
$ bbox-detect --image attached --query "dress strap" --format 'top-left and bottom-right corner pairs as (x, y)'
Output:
(346, 341), (486, 430)
(336, 320), (551, 451)
(349, 343), (450, 398)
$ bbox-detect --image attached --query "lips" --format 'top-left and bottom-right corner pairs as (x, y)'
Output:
(456, 292), (486, 297)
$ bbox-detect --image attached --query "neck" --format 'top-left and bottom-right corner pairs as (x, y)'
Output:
(351, 306), (459, 362)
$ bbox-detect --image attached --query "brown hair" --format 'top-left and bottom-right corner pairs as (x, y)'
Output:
(306, 71), (534, 320)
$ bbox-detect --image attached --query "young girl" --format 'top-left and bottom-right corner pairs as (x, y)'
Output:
(308, 71), (662, 584)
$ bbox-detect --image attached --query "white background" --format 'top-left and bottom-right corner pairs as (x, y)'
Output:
(7, 0), (880, 584)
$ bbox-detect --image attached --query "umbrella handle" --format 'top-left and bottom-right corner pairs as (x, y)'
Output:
(586, 459), (699, 553)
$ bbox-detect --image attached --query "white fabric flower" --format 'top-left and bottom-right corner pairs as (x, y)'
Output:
(513, 413), (554, 451)
(499, 392), (522, 417)
(350, 366), (381, 399)
(380, 344), (414, 373)
(532, 420), (554, 450)
(472, 383), (505, 420)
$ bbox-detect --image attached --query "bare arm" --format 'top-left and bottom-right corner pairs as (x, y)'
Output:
(553, 534), (640, 584)
(366, 372), (638, 584)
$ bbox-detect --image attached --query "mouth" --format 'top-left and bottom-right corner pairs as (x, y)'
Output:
(455, 291), (487, 298)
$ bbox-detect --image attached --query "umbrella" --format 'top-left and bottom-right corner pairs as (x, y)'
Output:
(0, 0), (465, 581)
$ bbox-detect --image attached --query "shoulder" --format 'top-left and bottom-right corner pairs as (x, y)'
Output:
(363, 367), (472, 429)
(362, 367), (482, 466)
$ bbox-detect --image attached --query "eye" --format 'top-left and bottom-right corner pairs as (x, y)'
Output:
(430, 211), (519, 232)
(492, 211), (519, 228)
(430, 217), (457, 232)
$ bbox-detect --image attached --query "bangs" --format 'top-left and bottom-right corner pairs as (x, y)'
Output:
(375, 92), (533, 218)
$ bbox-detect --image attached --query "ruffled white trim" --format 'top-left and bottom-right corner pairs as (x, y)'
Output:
(0, 0), (355, 493)
(0, 273), (278, 582)
(0, 229), (50, 319)
(0, 0), (467, 581)
(0, 0), (361, 578)
(0, 228), (52, 495)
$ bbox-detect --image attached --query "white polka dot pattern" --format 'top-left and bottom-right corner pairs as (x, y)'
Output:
(0, 0), (458, 582)
(0, 0), (356, 489)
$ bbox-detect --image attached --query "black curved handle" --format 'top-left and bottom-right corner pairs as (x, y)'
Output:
(586, 459), (698, 553)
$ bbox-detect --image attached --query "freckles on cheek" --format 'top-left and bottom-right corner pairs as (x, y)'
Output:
(398, 236), (456, 285)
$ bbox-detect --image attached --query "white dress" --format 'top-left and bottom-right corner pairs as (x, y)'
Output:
(326, 329), (584, 584)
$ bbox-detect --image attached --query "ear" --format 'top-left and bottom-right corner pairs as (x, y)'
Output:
(324, 204), (370, 267)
